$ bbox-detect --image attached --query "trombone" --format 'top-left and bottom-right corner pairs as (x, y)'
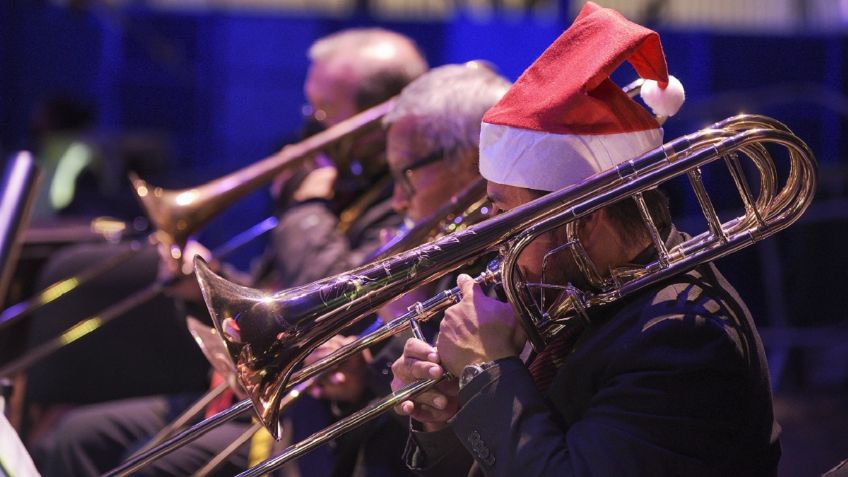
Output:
(103, 173), (493, 476)
(193, 114), (814, 477)
(0, 98), (396, 378)
(104, 113), (815, 476)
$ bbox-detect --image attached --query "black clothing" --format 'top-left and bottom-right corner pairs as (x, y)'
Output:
(37, 394), (249, 476)
(261, 178), (401, 289)
(406, 228), (781, 477)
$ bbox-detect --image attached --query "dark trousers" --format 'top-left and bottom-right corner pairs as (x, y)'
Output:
(35, 394), (249, 476)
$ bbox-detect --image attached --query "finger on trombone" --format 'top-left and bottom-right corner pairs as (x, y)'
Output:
(395, 338), (443, 380)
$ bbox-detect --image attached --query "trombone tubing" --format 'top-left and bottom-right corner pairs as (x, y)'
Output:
(133, 97), (397, 252)
(0, 279), (169, 378)
(236, 266), (499, 475)
(237, 119), (817, 476)
(105, 264), (498, 475)
(195, 124), (734, 433)
(0, 208), (284, 377)
(239, 376), (446, 477)
(191, 378), (312, 477)
(0, 98), (394, 365)
(502, 125), (815, 348)
(0, 244), (143, 333)
(103, 399), (253, 477)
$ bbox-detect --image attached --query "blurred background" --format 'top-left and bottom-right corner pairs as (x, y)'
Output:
(1, 0), (847, 475)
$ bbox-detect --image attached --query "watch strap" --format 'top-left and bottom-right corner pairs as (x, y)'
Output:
(459, 360), (497, 390)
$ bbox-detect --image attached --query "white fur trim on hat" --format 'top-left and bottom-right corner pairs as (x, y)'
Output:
(640, 75), (685, 117)
(479, 122), (663, 192)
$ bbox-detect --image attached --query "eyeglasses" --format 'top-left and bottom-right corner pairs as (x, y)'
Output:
(392, 150), (446, 199)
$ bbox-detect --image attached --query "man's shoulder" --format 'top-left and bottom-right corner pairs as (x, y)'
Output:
(637, 264), (748, 321)
(599, 264), (755, 362)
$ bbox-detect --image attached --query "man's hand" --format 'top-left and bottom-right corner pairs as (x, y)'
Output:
(157, 239), (212, 302)
(271, 152), (337, 203)
(437, 274), (526, 376)
(391, 338), (458, 432)
(292, 164), (337, 202)
(303, 335), (369, 403)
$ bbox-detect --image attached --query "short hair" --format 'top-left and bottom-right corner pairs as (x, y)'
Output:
(383, 63), (511, 172)
(308, 28), (428, 110)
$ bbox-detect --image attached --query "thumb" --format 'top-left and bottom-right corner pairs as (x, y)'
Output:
(457, 274), (477, 301)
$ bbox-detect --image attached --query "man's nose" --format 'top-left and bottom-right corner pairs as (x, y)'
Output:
(391, 184), (409, 214)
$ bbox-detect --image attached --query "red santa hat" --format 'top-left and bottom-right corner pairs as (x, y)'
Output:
(480, 1), (685, 192)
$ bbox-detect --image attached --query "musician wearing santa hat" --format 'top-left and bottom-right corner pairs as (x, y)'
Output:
(389, 3), (780, 476)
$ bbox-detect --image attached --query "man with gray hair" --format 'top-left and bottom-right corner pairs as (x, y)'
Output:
(306, 28), (427, 127)
(383, 62), (510, 224)
(268, 27), (428, 288)
(301, 62), (511, 477)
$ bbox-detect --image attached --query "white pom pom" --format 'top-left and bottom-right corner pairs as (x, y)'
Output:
(640, 75), (685, 117)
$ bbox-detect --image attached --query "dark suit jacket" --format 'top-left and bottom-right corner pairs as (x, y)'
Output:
(263, 186), (401, 289)
(406, 229), (781, 476)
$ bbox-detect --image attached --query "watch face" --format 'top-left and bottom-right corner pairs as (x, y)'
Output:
(460, 364), (483, 388)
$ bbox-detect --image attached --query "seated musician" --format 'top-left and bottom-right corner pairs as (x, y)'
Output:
(390, 3), (781, 476)
(298, 62), (510, 477)
(260, 28), (428, 289)
(37, 27), (427, 477)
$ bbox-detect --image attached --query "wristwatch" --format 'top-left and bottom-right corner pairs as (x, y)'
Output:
(459, 361), (497, 390)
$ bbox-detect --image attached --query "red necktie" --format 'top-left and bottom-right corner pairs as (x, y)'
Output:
(205, 371), (236, 418)
(527, 324), (584, 392)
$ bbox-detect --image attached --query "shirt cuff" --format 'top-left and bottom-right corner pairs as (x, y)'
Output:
(458, 356), (522, 406)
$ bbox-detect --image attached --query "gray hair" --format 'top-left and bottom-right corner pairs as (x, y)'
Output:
(309, 28), (428, 109)
(383, 63), (510, 170)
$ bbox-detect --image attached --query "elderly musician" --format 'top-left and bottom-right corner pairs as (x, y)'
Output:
(390, 3), (781, 477)
(261, 27), (428, 289)
(298, 62), (511, 477)
(38, 28), (428, 477)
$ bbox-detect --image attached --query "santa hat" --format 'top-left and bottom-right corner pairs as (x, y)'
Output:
(479, 1), (685, 192)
